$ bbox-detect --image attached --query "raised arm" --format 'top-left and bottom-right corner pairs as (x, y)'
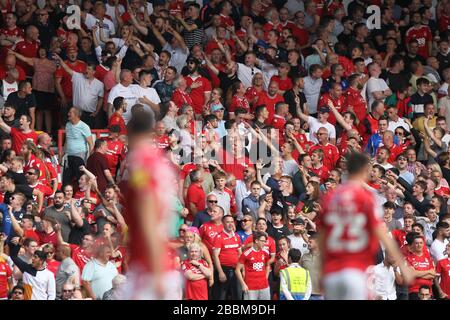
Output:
(424, 116), (443, 148)
(295, 96), (310, 122)
(69, 200), (84, 228)
(255, 160), (272, 193)
(328, 99), (352, 131)
(8, 49), (34, 66)
(129, 10), (149, 36)
(204, 55), (219, 76)
(166, 25), (187, 51)
(53, 53), (74, 77)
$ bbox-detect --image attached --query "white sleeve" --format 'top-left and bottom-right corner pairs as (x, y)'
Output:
(47, 274), (56, 300)
(95, 46), (102, 64)
(280, 271), (294, 300)
(109, 20), (116, 36)
(85, 13), (97, 29)
(307, 116), (317, 127)
(328, 125), (336, 139)
(116, 45), (128, 59)
(304, 270), (312, 300)
(107, 86), (118, 104)
(366, 78), (378, 95)
(97, 81), (104, 97)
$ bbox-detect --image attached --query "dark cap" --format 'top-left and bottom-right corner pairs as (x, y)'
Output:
(270, 207), (283, 216)
(291, 217), (305, 225)
(318, 105), (331, 113)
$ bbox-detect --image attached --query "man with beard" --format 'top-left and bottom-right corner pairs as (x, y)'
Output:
(185, 57), (211, 117)
(153, 66), (177, 104)
(44, 190), (72, 242)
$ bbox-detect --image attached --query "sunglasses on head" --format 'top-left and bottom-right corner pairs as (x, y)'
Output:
(241, 219), (251, 223)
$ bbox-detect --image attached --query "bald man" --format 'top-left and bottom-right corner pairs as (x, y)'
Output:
(55, 244), (80, 299)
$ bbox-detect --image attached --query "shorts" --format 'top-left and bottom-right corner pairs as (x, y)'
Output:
(34, 90), (56, 111)
(121, 265), (183, 300)
(243, 287), (271, 300)
(323, 268), (368, 300)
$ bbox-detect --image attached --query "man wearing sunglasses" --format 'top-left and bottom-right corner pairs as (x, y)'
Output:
(192, 194), (218, 228)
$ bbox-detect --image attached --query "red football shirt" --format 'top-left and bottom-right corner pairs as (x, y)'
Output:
(185, 75), (212, 115)
(125, 145), (177, 273)
(256, 92), (284, 124)
(391, 229), (407, 248)
(238, 247), (270, 290)
(309, 164), (330, 184)
(10, 128), (38, 154)
(436, 258), (450, 296)
(108, 112), (127, 135)
(181, 259), (209, 300)
(69, 244), (92, 273)
(309, 143), (340, 170)
(320, 181), (383, 275)
(405, 25), (432, 58)
(0, 261), (12, 299)
(406, 251), (434, 293)
(37, 230), (58, 246)
(213, 231), (241, 267)
(244, 235), (276, 256)
(105, 138), (126, 177)
(14, 39), (39, 76)
(229, 95), (250, 114)
(345, 87), (367, 122)
(270, 75), (293, 92)
(186, 183), (206, 215)
(55, 60), (87, 99)
(271, 114), (287, 131)
(172, 88), (193, 109)
(199, 221), (223, 253)
(319, 93), (345, 125)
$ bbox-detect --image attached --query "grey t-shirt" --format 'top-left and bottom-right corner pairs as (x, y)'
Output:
(44, 207), (72, 242)
(55, 257), (80, 299)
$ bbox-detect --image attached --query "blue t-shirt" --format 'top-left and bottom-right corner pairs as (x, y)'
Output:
(65, 120), (92, 156)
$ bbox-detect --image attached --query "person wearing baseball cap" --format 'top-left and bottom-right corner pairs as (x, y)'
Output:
(288, 217), (309, 256)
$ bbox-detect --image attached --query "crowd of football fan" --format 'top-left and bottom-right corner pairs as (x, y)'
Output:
(0, 0), (449, 300)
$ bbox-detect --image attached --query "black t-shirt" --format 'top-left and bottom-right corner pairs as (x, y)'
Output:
(7, 171), (26, 185)
(6, 92), (36, 119)
(218, 71), (239, 100)
(68, 219), (91, 245)
(267, 223), (291, 241)
(284, 89), (307, 118)
(384, 71), (410, 93)
(4, 184), (33, 208)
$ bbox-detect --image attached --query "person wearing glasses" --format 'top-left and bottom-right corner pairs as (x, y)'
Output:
(9, 285), (25, 300)
(237, 214), (254, 243)
(60, 282), (79, 300)
(235, 231), (271, 300)
(42, 243), (60, 277)
(192, 194), (217, 229)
